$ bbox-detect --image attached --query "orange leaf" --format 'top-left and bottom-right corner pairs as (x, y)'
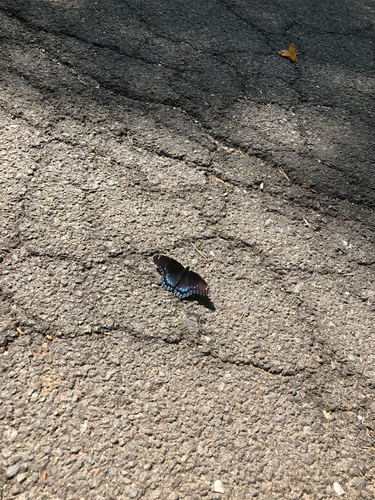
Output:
(280, 42), (297, 62)
(40, 471), (47, 481)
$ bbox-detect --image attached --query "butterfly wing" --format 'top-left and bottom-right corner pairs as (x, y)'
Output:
(154, 255), (209, 299)
(174, 269), (209, 299)
(153, 255), (187, 293)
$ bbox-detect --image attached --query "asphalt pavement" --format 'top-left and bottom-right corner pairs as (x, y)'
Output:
(0, 0), (374, 498)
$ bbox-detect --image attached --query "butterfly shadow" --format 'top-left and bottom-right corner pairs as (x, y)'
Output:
(185, 294), (216, 311)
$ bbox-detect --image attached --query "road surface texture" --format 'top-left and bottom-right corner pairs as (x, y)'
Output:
(1, 0), (374, 498)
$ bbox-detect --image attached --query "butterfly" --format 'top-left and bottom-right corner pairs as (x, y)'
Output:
(280, 42), (297, 63)
(153, 255), (209, 299)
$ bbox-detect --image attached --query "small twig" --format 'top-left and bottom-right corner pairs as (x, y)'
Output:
(315, 157), (333, 168)
(210, 175), (231, 186)
(16, 327), (25, 335)
(191, 242), (207, 259)
(278, 167), (291, 182)
(303, 217), (312, 228)
(301, 182), (319, 194)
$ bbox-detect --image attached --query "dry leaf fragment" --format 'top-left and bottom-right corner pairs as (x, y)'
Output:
(280, 42), (297, 62)
(40, 471), (47, 481)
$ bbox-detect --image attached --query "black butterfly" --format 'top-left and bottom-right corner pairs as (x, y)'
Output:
(153, 255), (209, 299)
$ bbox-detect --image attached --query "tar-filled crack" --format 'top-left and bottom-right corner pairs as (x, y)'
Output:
(0, 95), (51, 133)
(1, 6), (200, 77)
(358, 260), (375, 267)
(0, 321), (293, 376)
(96, 324), (303, 377)
(1, 1), (374, 395)
(0, 289), (45, 350)
(0, 6), (320, 191)
(2, 275), (372, 399)
(0, 166), (42, 264)
(2, 5), (374, 203)
(4, 11), (371, 213)
(203, 348), (301, 377)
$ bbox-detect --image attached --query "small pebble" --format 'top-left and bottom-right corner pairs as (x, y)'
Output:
(303, 455), (315, 465)
(213, 479), (224, 493)
(333, 482), (345, 496)
(351, 477), (366, 491)
(124, 487), (138, 498)
(6, 464), (20, 479)
(17, 472), (27, 483)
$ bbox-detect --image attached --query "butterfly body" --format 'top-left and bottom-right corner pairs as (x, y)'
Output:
(153, 255), (209, 299)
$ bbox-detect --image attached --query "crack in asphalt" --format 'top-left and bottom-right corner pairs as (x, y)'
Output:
(2, 318), (373, 420)
(1, 247), (366, 389)
(1, 2), (373, 371)
(1, 3), (374, 498)
(2, 7), (373, 216)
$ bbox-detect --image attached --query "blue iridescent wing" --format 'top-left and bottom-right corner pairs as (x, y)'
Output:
(174, 270), (209, 299)
(153, 255), (187, 293)
(154, 255), (209, 299)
